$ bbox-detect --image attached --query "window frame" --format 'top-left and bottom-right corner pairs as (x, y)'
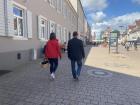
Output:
(49, 20), (56, 34)
(12, 1), (28, 40)
(49, 0), (55, 8)
(13, 6), (24, 36)
(38, 15), (48, 41)
(40, 18), (47, 40)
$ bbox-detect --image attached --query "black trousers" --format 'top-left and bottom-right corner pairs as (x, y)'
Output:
(48, 58), (58, 74)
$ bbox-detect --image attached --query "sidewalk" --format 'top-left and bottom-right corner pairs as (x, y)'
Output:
(0, 46), (140, 105)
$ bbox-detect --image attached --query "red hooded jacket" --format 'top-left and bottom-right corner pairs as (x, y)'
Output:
(45, 39), (61, 59)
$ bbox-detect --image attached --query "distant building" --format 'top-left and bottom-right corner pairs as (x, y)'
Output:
(100, 31), (104, 40)
(102, 27), (112, 43)
(127, 19), (140, 41)
(93, 32), (96, 40)
(87, 23), (92, 42)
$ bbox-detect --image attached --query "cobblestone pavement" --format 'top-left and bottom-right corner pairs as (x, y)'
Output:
(0, 46), (140, 105)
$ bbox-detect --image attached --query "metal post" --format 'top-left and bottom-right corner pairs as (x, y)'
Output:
(116, 35), (119, 53)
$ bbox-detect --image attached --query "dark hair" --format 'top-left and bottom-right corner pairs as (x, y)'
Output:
(73, 31), (78, 37)
(49, 32), (56, 40)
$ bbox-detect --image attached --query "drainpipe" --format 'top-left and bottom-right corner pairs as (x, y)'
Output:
(4, 0), (8, 36)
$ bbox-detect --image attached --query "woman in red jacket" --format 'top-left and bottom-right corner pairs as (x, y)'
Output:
(45, 32), (61, 79)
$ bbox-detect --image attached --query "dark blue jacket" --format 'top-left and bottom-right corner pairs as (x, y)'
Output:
(67, 38), (85, 60)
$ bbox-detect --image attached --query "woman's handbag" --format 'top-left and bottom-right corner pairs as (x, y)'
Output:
(41, 58), (49, 68)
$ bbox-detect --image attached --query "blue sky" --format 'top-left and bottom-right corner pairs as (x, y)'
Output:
(81, 0), (140, 36)
(105, 0), (140, 17)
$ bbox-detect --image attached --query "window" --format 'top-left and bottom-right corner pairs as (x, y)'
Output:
(49, 20), (56, 33)
(40, 19), (46, 39)
(48, 0), (56, 8)
(38, 15), (48, 40)
(13, 6), (24, 36)
(12, 2), (33, 40)
(57, 0), (62, 12)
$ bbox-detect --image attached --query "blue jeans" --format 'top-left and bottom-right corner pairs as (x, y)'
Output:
(48, 58), (58, 74)
(71, 60), (82, 78)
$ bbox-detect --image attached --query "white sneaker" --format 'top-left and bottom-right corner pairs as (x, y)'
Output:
(51, 73), (55, 79)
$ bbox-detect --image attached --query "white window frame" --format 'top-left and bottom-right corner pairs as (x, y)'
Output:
(40, 18), (46, 40)
(38, 15), (48, 41)
(13, 7), (24, 36)
(49, 20), (56, 34)
(12, 1), (28, 40)
(48, 0), (56, 8)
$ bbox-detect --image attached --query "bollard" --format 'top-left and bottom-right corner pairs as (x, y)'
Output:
(32, 48), (37, 60)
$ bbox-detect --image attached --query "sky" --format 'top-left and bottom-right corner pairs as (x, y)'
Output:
(81, 0), (140, 37)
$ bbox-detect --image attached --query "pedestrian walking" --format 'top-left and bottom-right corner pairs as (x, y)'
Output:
(45, 32), (61, 79)
(134, 37), (139, 51)
(61, 42), (67, 53)
(67, 31), (85, 80)
(134, 40), (137, 50)
(125, 41), (130, 51)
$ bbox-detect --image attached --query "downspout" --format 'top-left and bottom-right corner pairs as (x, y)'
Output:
(4, 0), (8, 36)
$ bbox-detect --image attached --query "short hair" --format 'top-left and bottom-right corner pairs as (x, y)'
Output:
(49, 32), (56, 40)
(73, 31), (78, 37)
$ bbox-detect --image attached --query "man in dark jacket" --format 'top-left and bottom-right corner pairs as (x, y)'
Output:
(67, 31), (85, 80)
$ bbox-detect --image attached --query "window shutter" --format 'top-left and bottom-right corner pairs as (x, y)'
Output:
(0, 0), (5, 36)
(6, 0), (14, 37)
(27, 10), (32, 38)
(38, 15), (42, 39)
(56, 24), (60, 41)
(65, 29), (68, 42)
(47, 20), (50, 35)
(50, 20), (52, 33)
(61, 0), (63, 13)
(60, 26), (63, 42)
(45, 21), (48, 40)
(63, 28), (65, 42)
(56, 24), (59, 39)
(60, 26), (62, 42)
(57, 24), (61, 41)
(64, 27), (66, 42)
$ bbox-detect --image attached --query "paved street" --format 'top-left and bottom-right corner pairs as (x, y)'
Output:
(0, 46), (140, 105)
(85, 45), (140, 77)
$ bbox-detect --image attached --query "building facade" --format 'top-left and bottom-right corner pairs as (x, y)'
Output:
(0, 0), (90, 70)
(77, 0), (91, 45)
(102, 27), (112, 43)
(127, 19), (140, 41)
(77, 0), (84, 37)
